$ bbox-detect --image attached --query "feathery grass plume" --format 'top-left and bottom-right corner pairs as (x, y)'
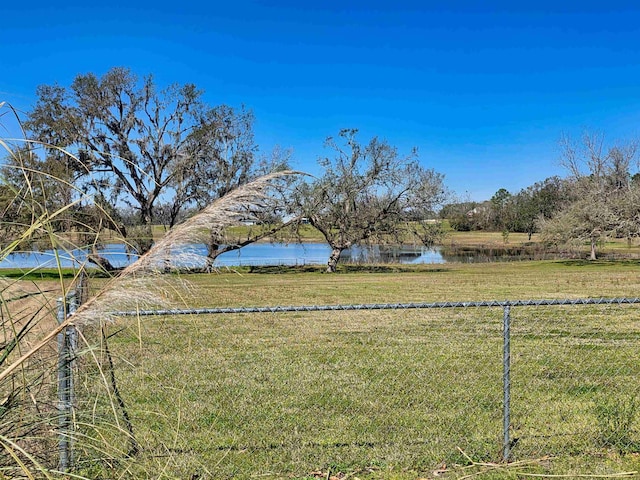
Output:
(0, 170), (301, 381)
(74, 169), (300, 322)
(129, 170), (300, 272)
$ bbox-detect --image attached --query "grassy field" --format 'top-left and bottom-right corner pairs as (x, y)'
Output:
(66, 260), (640, 479)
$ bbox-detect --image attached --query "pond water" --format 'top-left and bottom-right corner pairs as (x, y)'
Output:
(0, 242), (447, 269)
(0, 242), (561, 270)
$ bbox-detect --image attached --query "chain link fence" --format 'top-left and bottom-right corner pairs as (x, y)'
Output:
(56, 296), (640, 478)
(510, 302), (640, 463)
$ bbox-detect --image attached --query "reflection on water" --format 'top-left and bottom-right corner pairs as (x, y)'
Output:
(343, 244), (445, 264)
(439, 245), (559, 263)
(0, 242), (560, 269)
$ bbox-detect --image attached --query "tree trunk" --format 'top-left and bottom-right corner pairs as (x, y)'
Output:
(590, 237), (597, 260)
(137, 206), (154, 254)
(205, 238), (220, 272)
(87, 253), (116, 272)
(326, 247), (343, 273)
(136, 224), (154, 255)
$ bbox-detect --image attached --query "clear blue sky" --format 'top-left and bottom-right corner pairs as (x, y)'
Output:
(2, 0), (639, 201)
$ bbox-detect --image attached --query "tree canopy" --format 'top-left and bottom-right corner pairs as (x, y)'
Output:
(539, 133), (639, 259)
(24, 67), (268, 254)
(291, 129), (446, 272)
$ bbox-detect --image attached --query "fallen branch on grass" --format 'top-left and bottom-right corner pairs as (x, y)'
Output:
(452, 447), (637, 479)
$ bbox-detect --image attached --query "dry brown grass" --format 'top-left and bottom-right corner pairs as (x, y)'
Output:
(0, 277), (64, 339)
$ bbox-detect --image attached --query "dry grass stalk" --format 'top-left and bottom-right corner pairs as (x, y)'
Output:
(0, 171), (299, 384)
(449, 447), (637, 479)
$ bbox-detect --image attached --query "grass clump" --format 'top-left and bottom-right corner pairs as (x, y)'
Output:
(594, 395), (640, 453)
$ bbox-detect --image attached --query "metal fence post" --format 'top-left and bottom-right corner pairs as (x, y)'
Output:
(57, 291), (78, 472)
(56, 298), (71, 472)
(74, 270), (86, 306)
(502, 304), (511, 462)
(66, 292), (77, 467)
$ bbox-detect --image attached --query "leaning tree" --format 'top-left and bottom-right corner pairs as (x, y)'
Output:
(292, 129), (446, 272)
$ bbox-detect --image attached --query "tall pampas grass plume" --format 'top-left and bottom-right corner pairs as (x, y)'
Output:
(0, 170), (301, 384)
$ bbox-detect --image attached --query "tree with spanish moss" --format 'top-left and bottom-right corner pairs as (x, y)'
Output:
(25, 67), (271, 255)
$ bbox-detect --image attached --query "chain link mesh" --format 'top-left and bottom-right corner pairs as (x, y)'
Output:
(70, 299), (640, 478)
(510, 303), (640, 464)
(76, 309), (500, 477)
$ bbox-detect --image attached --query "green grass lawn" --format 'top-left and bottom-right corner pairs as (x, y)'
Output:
(72, 261), (640, 479)
(180, 260), (640, 306)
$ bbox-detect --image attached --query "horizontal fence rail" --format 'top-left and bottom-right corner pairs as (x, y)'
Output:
(108, 297), (640, 317)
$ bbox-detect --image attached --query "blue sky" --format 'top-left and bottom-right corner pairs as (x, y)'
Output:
(2, 0), (640, 200)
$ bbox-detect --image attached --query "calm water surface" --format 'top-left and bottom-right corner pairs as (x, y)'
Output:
(0, 243), (446, 269)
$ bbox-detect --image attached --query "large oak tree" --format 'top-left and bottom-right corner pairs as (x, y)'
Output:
(25, 67), (268, 255)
